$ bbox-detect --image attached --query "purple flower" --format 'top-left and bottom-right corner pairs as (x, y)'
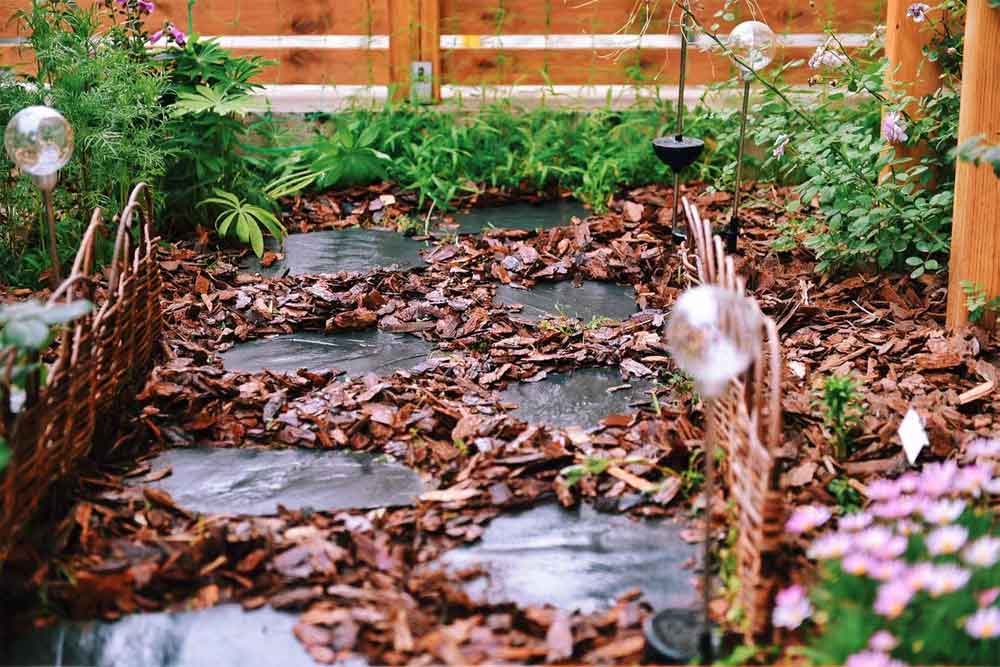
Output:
(869, 631), (899, 652)
(927, 524), (968, 555)
(839, 512), (874, 532)
(955, 463), (993, 496)
(897, 472), (920, 494)
(919, 460), (957, 496)
(857, 526), (895, 553)
(978, 588), (1000, 608)
(114, 0), (127, 6)
(927, 564), (971, 597)
(904, 562), (935, 592)
(846, 650), (905, 667)
(921, 498), (966, 524)
(773, 585), (813, 629)
(809, 46), (848, 70)
(870, 559), (908, 582)
(808, 531), (853, 560)
(872, 497), (917, 520)
(872, 535), (908, 561)
(906, 3), (931, 22)
(169, 25), (187, 47)
(967, 437), (1000, 460)
(137, 0), (155, 14)
(962, 537), (1000, 568)
(986, 477), (1000, 495)
(772, 134), (789, 159)
(896, 519), (920, 536)
(874, 580), (914, 618)
(843, 553), (875, 576)
(786, 505), (832, 534)
(882, 111), (909, 145)
(867, 478), (901, 501)
(965, 607), (1000, 639)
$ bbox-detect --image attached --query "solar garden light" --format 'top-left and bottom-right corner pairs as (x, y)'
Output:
(725, 21), (776, 252)
(652, 0), (704, 244)
(4, 106), (75, 288)
(660, 285), (762, 664)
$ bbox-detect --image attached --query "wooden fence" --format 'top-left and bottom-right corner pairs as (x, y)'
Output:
(0, 0), (885, 101)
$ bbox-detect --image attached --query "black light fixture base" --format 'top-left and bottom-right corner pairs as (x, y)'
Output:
(643, 608), (721, 665)
(725, 216), (740, 253)
(652, 135), (705, 172)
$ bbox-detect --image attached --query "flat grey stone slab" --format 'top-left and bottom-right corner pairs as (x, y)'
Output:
(139, 448), (426, 515)
(495, 281), (636, 323)
(1, 605), (315, 667)
(246, 229), (426, 276)
(502, 367), (653, 429)
(450, 200), (588, 234)
(220, 330), (432, 377)
(438, 503), (697, 614)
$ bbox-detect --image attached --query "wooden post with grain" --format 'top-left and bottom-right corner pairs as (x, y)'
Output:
(883, 0), (942, 172)
(946, 0), (1000, 328)
(387, 0), (441, 102)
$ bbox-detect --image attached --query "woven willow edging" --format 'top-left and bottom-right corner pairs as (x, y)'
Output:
(681, 197), (786, 640)
(0, 184), (163, 563)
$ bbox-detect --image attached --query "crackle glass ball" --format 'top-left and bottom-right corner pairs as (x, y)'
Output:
(728, 21), (777, 76)
(4, 106), (74, 177)
(664, 285), (762, 398)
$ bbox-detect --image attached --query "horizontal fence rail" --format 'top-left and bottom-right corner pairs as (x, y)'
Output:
(0, 0), (885, 102)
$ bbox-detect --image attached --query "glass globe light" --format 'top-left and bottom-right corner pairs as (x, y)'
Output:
(664, 285), (762, 398)
(727, 21), (777, 76)
(4, 106), (74, 179)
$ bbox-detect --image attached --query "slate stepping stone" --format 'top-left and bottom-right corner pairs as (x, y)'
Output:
(438, 503), (698, 614)
(494, 281), (637, 323)
(501, 367), (653, 429)
(245, 228), (426, 276)
(449, 200), (589, 234)
(137, 448), (426, 516)
(220, 329), (432, 377)
(1, 605), (317, 667)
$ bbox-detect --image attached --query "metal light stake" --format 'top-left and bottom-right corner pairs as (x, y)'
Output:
(4, 106), (75, 289)
(662, 285), (762, 665)
(651, 0), (704, 244)
(724, 21), (776, 253)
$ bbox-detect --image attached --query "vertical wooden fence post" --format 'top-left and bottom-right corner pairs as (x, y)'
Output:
(388, 0), (441, 102)
(883, 0), (942, 170)
(388, 0), (419, 101)
(946, 0), (1000, 328)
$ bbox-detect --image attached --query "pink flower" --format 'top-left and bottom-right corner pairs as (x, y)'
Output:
(986, 477), (1000, 495)
(148, 28), (164, 44)
(857, 526), (895, 553)
(137, 0), (155, 13)
(906, 2), (931, 22)
(962, 537), (1000, 568)
(809, 531), (853, 560)
(873, 535), (908, 561)
(773, 585), (812, 629)
(845, 651), (904, 667)
(874, 581), (914, 618)
(169, 25), (187, 47)
(897, 472), (920, 494)
(840, 512), (874, 532)
(967, 437), (1000, 460)
(978, 588), (1000, 608)
(872, 497), (917, 520)
(786, 505), (832, 534)
(869, 630), (899, 652)
(882, 112), (909, 145)
(896, 519), (920, 536)
(870, 559), (908, 582)
(809, 46), (848, 70)
(926, 525), (968, 555)
(904, 562), (935, 592)
(965, 607), (1000, 639)
(919, 461), (957, 497)
(955, 463), (993, 496)
(772, 134), (789, 159)
(927, 564), (971, 597)
(921, 498), (966, 524)
(867, 479), (901, 501)
(843, 553), (875, 576)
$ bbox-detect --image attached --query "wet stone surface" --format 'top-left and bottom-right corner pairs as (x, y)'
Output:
(220, 329), (433, 377)
(494, 281), (637, 323)
(502, 367), (653, 429)
(138, 448), (426, 516)
(448, 200), (589, 234)
(1, 605), (317, 667)
(245, 228), (427, 276)
(438, 503), (697, 614)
